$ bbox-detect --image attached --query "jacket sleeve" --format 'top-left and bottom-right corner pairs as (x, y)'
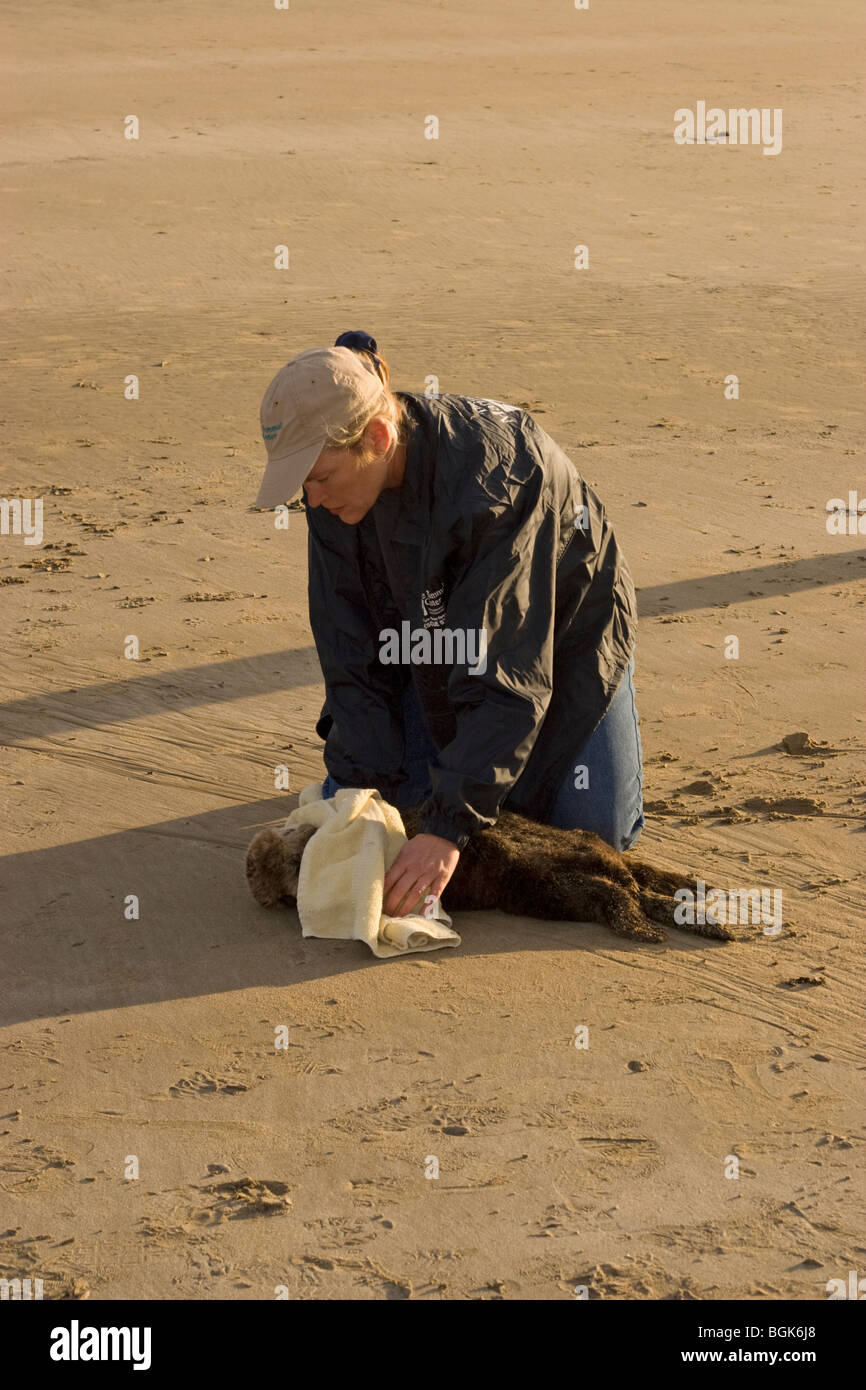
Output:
(305, 501), (409, 799)
(417, 483), (561, 848)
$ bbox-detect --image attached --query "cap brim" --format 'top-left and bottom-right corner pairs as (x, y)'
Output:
(253, 440), (322, 509)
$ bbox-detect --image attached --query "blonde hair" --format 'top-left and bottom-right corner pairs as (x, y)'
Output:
(323, 349), (411, 468)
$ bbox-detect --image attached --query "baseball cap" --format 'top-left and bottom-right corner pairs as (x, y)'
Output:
(254, 344), (385, 509)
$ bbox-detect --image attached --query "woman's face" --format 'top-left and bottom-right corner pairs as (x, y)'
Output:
(303, 418), (404, 524)
(303, 446), (382, 524)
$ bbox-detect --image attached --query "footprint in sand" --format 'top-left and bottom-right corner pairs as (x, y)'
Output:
(190, 1178), (293, 1225)
(168, 1071), (250, 1098)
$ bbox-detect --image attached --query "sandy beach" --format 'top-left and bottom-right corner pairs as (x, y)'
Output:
(1, 0), (864, 1300)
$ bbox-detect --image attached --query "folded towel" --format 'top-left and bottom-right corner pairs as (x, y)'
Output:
(280, 782), (462, 959)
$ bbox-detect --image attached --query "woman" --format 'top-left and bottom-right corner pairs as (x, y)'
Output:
(255, 331), (643, 918)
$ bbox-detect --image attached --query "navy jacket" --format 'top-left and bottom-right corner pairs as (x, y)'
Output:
(305, 390), (637, 849)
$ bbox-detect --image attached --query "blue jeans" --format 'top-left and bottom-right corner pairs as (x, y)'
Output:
(322, 657), (644, 852)
(544, 657), (644, 850)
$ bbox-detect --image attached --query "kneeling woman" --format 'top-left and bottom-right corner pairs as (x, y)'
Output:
(254, 331), (644, 918)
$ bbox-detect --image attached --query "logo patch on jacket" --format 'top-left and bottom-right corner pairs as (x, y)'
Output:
(421, 580), (446, 629)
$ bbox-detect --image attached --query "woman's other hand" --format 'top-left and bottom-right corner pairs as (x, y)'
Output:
(383, 833), (460, 917)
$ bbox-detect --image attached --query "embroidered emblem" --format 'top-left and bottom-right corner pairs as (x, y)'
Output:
(421, 580), (446, 629)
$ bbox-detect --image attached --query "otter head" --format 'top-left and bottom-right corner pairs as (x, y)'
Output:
(245, 822), (318, 908)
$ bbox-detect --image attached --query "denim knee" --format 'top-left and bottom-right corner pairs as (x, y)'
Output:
(551, 798), (644, 853)
(620, 809), (644, 853)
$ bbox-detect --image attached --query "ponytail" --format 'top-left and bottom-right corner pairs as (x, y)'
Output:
(326, 329), (407, 458)
(334, 329), (389, 388)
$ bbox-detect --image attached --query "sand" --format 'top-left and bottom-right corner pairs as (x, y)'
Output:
(1, 0), (864, 1300)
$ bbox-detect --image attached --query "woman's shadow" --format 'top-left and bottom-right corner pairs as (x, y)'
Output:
(1, 793), (720, 1028)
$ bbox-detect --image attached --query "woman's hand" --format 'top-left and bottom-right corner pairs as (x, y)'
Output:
(383, 833), (460, 917)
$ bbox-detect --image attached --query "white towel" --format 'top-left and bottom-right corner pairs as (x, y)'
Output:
(280, 782), (461, 959)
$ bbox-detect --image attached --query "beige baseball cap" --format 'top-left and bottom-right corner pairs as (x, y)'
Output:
(254, 346), (384, 509)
